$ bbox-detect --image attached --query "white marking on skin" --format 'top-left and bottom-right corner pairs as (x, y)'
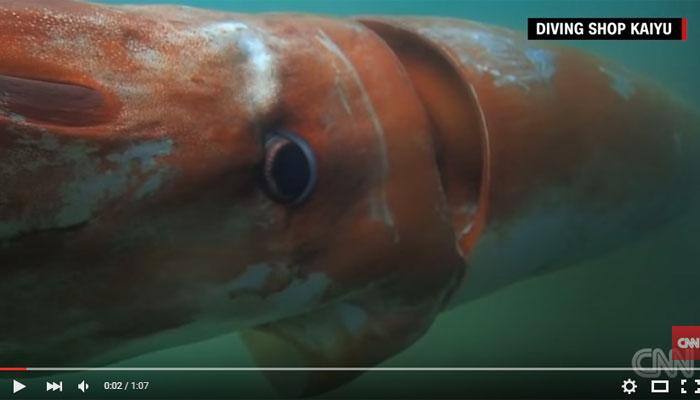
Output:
(0, 135), (173, 240)
(459, 220), (474, 237)
(334, 73), (353, 116)
(599, 65), (635, 100)
(452, 203), (478, 239)
(127, 41), (166, 71)
(197, 21), (248, 47)
(7, 113), (26, 124)
(523, 48), (556, 82)
(316, 29), (397, 236)
(418, 24), (556, 90)
(196, 21), (279, 116)
(271, 272), (330, 309)
(451, 83), (490, 258)
(220, 271), (332, 328)
(58, 139), (174, 227)
(239, 31), (278, 113)
(226, 263), (273, 294)
(134, 171), (167, 199)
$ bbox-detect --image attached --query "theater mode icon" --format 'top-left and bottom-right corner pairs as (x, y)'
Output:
(46, 381), (63, 392)
(651, 380), (670, 394)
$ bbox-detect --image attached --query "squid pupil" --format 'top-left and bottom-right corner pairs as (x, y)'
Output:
(263, 132), (316, 204)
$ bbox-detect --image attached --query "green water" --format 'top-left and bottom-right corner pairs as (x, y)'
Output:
(26, 1), (700, 398)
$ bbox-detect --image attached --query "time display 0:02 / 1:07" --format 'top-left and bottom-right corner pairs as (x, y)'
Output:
(103, 381), (150, 390)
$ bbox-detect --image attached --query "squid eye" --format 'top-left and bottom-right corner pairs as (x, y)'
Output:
(263, 131), (317, 204)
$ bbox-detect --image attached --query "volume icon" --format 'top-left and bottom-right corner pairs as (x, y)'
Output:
(46, 381), (63, 392)
(78, 380), (89, 393)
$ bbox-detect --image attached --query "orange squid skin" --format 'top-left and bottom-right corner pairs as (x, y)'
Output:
(360, 18), (700, 301)
(0, 1), (698, 395)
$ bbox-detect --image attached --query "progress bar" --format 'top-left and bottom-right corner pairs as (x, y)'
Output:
(4, 367), (698, 372)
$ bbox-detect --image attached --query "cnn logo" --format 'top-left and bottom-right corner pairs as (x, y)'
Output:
(677, 337), (700, 349)
(672, 326), (700, 360)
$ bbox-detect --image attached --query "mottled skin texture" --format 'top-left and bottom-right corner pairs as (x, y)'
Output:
(0, 0), (698, 396)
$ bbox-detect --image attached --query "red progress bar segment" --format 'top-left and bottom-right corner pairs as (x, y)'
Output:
(0, 367), (27, 371)
(682, 17), (687, 41)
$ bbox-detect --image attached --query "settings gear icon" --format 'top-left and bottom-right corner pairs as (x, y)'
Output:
(621, 378), (638, 394)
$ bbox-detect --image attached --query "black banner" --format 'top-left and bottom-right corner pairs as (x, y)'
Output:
(3, 370), (697, 399)
(527, 18), (687, 40)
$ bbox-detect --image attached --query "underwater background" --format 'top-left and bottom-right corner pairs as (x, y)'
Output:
(18, 1), (700, 398)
